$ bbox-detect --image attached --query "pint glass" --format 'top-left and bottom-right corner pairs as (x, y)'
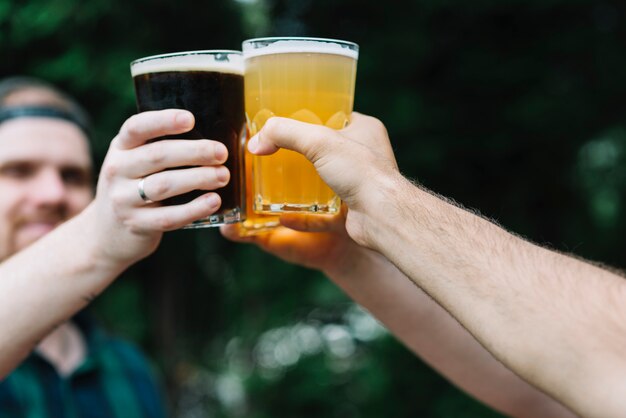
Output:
(131, 50), (246, 228)
(243, 37), (359, 214)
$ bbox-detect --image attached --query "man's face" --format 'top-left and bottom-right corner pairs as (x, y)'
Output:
(0, 117), (93, 260)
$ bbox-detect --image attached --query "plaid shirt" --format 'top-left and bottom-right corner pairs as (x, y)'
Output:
(0, 312), (166, 418)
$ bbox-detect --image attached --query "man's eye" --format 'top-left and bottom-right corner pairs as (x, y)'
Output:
(61, 168), (90, 186)
(0, 163), (35, 179)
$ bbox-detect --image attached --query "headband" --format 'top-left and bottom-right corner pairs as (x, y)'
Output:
(0, 106), (91, 137)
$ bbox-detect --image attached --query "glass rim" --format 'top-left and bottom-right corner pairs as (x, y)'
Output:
(242, 37), (359, 51)
(131, 49), (242, 66)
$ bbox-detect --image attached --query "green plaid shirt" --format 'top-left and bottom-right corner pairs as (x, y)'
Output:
(0, 313), (166, 418)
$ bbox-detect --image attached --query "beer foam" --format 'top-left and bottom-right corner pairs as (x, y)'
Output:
(243, 39), (359, 60)
(131, 51), (243, 76)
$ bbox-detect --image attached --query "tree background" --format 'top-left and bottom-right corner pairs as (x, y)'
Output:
(2, 0), (626, 416)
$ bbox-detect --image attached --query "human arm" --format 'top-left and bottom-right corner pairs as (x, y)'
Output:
(0, 109), (228, 378)
(222, 209), (575, 418)
(246, 113), (626, 418)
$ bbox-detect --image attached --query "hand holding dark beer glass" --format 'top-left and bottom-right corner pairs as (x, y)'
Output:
(130, 50), (246, 228)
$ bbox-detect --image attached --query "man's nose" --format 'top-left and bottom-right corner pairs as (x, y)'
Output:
(28, 168), (68, 206)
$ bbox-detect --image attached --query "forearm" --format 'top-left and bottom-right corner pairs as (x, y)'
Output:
(362, 173), (626, 417)
(324, 246), (575, 418)
(0, 203), (127, 378)
(0, 109), (222, 378)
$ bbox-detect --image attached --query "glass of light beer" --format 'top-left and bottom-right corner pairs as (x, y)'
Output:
(130, 50), (246, 228)
(237, 142), (280, 236)
(242, 37), (359, 214)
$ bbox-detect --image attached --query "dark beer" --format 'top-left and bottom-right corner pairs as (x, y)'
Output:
(131, 51), (245, 228)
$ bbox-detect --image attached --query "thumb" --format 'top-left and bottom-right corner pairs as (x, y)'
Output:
(248, 117), (337, 163)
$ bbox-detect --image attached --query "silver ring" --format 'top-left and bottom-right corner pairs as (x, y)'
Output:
(137, 177), (153, 204)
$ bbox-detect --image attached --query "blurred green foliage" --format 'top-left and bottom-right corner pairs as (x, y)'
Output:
(3, 0), (626, 416)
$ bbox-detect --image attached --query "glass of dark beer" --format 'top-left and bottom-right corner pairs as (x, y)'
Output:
(130, 50), (245, 228)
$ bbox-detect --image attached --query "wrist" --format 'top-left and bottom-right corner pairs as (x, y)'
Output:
(349, 170), (414, 250)
(72, 204), (133, 280)
(320, 239), (371, 279)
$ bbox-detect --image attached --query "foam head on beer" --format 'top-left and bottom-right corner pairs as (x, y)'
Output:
(130, 50), (244, 77)
(242, 38), (359, 60)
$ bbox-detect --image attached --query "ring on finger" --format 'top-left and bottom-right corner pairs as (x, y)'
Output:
(137, 177), (154, 204)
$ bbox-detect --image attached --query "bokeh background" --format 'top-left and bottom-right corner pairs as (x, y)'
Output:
(3, 0), (626, 416)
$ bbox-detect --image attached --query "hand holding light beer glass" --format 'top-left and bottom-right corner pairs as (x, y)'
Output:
(243, 37), (359, 214)
(130, 50), (246, 228)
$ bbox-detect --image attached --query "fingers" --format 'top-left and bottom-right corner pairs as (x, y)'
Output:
(115, 110), (195, 150)
(220, 224), (255, 243)
(132, 166), (230, 204)
(221, 205), (349, 246)
(279, 209), (346, 233)
(133, 193), (222, 231)
(219, 224), (283, 251)
(248, 117), (338, 162)
(117, 139), (228, 178)
(341, 113), (398, 168)
(247, 114), (396, 170)
(342, 113), (387, 146)
(220, 212), (345, 241)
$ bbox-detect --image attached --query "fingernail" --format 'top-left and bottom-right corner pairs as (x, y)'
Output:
(216, 166), (230, 183)
(206, 193), (220, 208)
(248, 135), (259, 153)
(214, 143), (227, 162)
(176, 111), (194, 127)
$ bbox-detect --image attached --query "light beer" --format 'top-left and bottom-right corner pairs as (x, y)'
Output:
(238, 145), (280, 236)
(131, 51), (246, 228)
(243, 38), (358, 214)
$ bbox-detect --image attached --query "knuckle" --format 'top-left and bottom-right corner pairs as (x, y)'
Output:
(110, 190), (127, 208)
(196, 140), (216, 162)
(306, 126), (334, 161)
(319, 125), (336, 141)
(145, 143), (166, 165)
(307, 147), (323, 163)
(122, 114), (142, 137)
(155, 214), (176, 231)
(152, 177), (171, 197)
(101, 162), (118, 181)
(262, 117), (282, 138)
(125, 221), (143, 235)
(363, 116), (387, 134)
(369, 116), (388, 136)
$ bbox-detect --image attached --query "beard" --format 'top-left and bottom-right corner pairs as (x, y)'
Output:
(7, 207), (69, 256)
